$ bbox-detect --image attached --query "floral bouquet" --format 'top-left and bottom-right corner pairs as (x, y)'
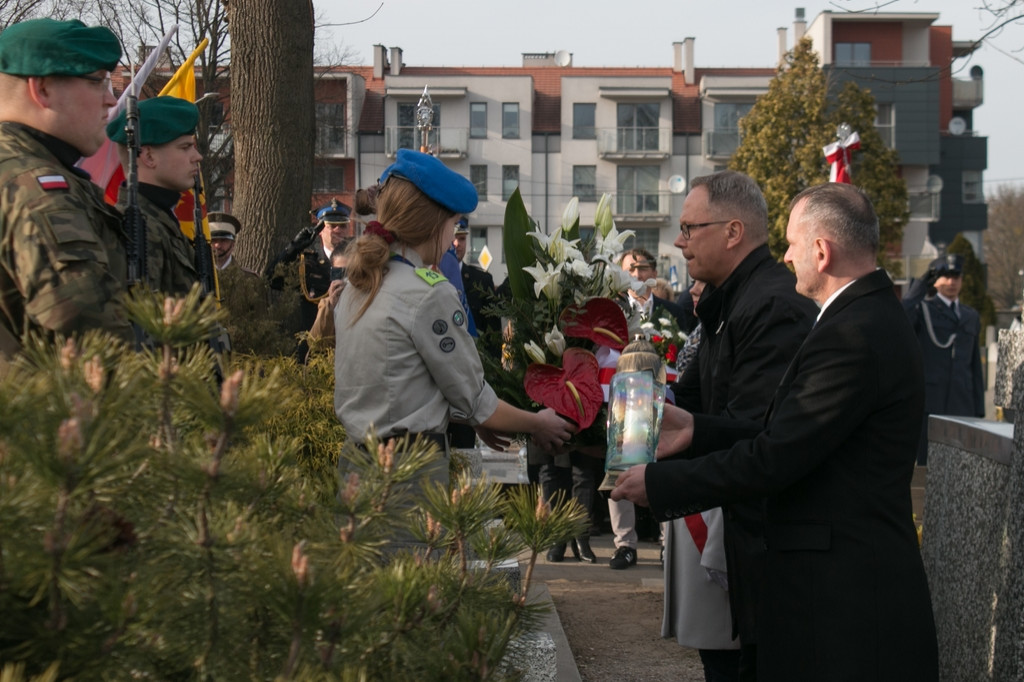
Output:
(481, 191), (642, 443)
(640, 314), (688, 383)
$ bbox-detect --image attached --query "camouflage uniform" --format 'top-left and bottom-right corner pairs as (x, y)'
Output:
(116, 184), (198, 296)
(0, 122), (131, 368)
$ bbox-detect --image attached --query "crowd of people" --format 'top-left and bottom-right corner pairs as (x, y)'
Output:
(2, 16), (981, 682)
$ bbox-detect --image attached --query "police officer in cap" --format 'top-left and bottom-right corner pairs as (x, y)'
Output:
(209, 212), (243, 272)
(107, 96), (204, 296)
(903, 253), (984, 464)
(334, 149), (575, 498)
(0, 18), (131, 372)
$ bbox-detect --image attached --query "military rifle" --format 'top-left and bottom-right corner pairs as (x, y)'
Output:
(123, 87), (150, 350)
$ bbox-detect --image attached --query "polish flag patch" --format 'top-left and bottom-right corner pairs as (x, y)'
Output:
(37, 175), (69, 191)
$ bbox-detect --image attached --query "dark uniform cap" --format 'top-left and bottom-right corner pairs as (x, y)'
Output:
(379, 148), (478, 215)
(0, 19), (121, 77)
(315, 199), (351, 224)
(454, 217), (469, 235)
(106, 96), (199, 146)
(930, 254), (964, 276)
(208, 212), (241, 240)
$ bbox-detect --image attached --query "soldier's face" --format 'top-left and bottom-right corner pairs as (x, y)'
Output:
(211, 237), (234, 267)
(935, 273), (962, 300)
(143, 135), (202, 192)
(321, 221), (349, 251)
(453, 234), (468, 261)
(46, 72), (117, 156)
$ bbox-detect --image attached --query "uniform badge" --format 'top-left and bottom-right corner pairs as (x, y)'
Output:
(432, 319), (448, 335)
(452, 310), (465, 327)
(439, 337), (456, 353)
(37, 175), (69, 191)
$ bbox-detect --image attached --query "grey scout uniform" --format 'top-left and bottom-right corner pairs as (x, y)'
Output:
(116, 183), (198, 296)
(0, 122), (131, 369)
(333, 249), (499, 442)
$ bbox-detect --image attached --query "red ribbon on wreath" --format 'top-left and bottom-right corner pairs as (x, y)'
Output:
(823, 130), (860, 184)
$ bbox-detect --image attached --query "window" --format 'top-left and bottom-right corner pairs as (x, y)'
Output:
(573, 165), (597, 201)
(315, 102), (346, 155)
(963, 170), (983, 204)
(617, 102), (659, 151)
(616, 165), (661, 214)
(835, 42), (871, 66)
(313, 164), (345, 193)
(502, 102), (520, 139)
(573, 103), (596, 139)
(398, 102), (441, 151)
(470, 165), (487, 199)
(470, 102), (487, 138)
(470, 227), (487, 265)
(875, 103), (895, 148)
(502, 165), (519, 200)
(622, 228), (660, 254)
(707, 102), (753, 156)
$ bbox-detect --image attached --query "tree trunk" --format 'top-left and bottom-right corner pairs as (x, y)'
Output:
(226, 0), (314, 273)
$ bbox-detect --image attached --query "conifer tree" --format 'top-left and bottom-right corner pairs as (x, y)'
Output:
(730, 38), (908, 271)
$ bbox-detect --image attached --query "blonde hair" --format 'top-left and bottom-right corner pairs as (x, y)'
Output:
(344, 177), (454, 323)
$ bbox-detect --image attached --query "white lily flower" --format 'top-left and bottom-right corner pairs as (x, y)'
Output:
(523, 262), (563, 300)
(594, 193), (614, 237)
(544, 326), (566, 357)
(524, 340), (547, 364)
(561, 197), (580, 232)
(594, 225), (635, 260)
(566, 258), (593, 279)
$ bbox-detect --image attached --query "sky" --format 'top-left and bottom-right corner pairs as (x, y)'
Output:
(319, 0), (1024, 194)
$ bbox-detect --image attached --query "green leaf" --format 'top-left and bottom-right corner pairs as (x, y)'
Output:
(502, 187), (535, 301)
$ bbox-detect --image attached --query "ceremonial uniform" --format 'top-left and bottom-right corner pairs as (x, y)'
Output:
(0, 123), (131, 364)
(116, 183), (197, 296)
(334, 248), (498, 442)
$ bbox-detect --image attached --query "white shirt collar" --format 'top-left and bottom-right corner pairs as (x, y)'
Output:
(816, 279), (858, 324)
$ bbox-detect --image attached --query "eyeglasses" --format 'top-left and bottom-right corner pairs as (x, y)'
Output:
(75, 73), (112, 90)
(679, 220), (731, 240)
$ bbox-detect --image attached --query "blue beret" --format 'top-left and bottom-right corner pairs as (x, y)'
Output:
(316, 199), (351, 223)
(379, 149), (478, 214)
(0, 19), (121, 77)
(106, 96), (199, 146)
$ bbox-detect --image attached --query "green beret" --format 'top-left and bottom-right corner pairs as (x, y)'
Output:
(106, 96), (199, 146)
(0, 19), (121, 77)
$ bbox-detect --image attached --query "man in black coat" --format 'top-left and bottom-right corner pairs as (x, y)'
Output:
(902, 253), (984, 464)
(664, 171), (818, 680)
(613, 182), (938, 681)
(453, 218), (500, 360)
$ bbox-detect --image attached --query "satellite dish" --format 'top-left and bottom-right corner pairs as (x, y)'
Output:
(970, 65), (983, 80)
(949, 117), (967, 136)
(926, 175), (944, 194)
(668, 175), (687, 194)
(554, 50), (571, 67)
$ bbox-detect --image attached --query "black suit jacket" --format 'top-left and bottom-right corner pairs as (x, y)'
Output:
(647, 270), (938, 681)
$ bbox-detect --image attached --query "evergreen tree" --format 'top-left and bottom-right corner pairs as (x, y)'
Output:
(730, 38), (908, 271)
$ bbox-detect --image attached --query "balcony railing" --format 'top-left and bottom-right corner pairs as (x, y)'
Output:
(908, 191), (940, 223)
(952, 78), (983, 110)
(385, 126), (469, 158)
(597, 127), (671, 157)
(614, 191), (670, 218)
(703, 128), (742, 159)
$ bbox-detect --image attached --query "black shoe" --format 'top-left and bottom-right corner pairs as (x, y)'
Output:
(572, 537), (597, 563)
(546, 543), (566, 562)
(609, 546), (637, 570)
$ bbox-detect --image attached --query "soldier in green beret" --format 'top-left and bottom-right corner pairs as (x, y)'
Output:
(107, 96), (203, 296)
(0, 18), (131, 373)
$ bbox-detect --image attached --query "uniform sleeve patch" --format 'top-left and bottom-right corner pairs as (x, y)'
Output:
(439, 337), (456, 353)
(432, 319), (449, 335)
(452, 310), (465, 327)
(415, 267), (447, 286)
(38, 175), (69, 191)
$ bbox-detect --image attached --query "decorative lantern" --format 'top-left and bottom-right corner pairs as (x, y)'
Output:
(600, 334), (666, 490)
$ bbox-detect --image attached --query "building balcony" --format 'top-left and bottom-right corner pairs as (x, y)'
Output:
(703, 128), (742, 160)
(614, 191), (671, 221)
(597, 127), (671, 158)
(908, 191), (940, 223)
(952, 77), (983, 110)
(385, 126), (468, 159)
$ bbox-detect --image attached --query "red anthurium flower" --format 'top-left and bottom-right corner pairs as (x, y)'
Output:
(559, 298), (628, 351)
(524, 347), (604, 429)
